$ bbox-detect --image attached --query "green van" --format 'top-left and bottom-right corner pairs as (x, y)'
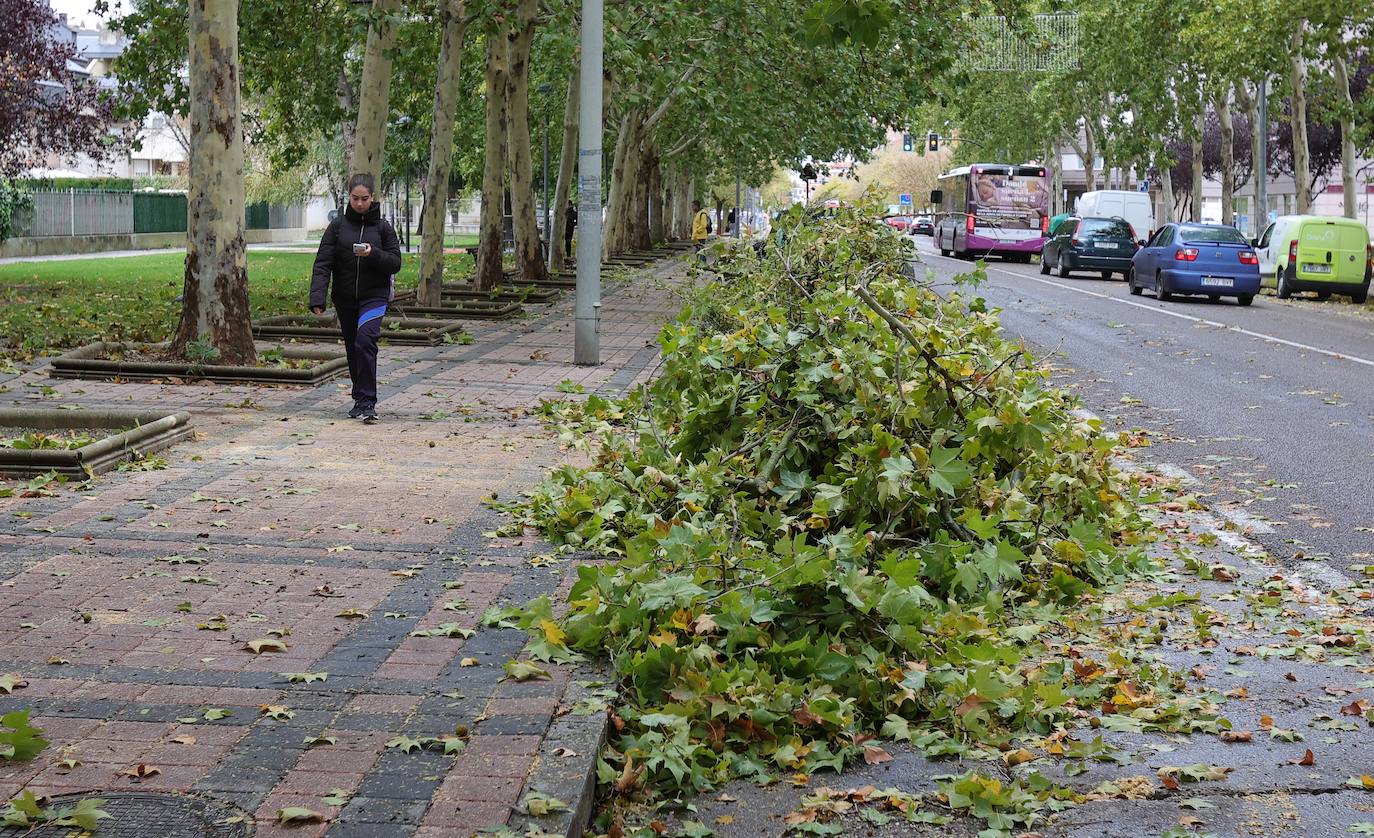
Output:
(1254, 215), (1372, 303)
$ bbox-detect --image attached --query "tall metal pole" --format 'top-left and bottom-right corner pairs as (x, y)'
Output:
(734, 166), (741, 238)
(574, 0), (602, 366)
(1256, 77), (1268, 228)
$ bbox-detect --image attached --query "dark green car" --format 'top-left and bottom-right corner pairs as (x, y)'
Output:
(1039, 216), (1140, 280)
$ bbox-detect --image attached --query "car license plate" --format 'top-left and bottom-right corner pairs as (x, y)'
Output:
(1096, 242), (1118, 249)
(1200, 276), (1234, 288)
(1304, 263), (1333, 274)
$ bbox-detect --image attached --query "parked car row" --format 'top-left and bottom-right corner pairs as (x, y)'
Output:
(1037, 211), (1371, 309)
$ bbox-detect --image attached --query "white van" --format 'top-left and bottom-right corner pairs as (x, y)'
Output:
(1075, 190), (1156, 244)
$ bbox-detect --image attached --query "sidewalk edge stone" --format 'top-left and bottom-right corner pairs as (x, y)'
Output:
(506, 668), (611, 838)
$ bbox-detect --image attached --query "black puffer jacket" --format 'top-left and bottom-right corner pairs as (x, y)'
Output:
(309, 204), (403, 309)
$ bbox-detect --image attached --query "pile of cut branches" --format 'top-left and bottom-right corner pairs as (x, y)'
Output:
(499, 203), (1185, 829)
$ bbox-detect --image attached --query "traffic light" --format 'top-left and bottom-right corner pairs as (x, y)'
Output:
(902, 133), (913, 152)
(927, 132), (939, 152)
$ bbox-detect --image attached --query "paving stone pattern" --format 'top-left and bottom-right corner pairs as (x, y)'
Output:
(0, 259), (692, 836)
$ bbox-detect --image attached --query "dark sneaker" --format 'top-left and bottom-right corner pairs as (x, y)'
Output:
(361, 409), (379, 424)
(348, 403), (366, 419)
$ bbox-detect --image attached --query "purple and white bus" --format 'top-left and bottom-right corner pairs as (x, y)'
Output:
(931, 164), (1050, 262)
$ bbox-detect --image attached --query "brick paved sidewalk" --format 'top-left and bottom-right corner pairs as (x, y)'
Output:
(0, 260), (691, 836)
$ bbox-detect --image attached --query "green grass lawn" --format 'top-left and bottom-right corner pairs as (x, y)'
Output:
(0, 250), (475, 359)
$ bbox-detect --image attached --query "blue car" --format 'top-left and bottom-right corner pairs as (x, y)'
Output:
(1129, 223), (1261, 306)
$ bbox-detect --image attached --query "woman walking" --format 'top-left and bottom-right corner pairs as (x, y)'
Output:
(309, 174), (402, 423)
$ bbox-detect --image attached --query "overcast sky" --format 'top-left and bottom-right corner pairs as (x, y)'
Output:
(49, 0), (125, 26)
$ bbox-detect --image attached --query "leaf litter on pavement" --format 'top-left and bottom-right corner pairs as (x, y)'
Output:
(483, 205), (1374, 836)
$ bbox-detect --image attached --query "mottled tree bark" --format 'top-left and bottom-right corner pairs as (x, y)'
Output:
(1235, 82), (1262, 216)
(630, 144), (655, 250)
(649, 156), (666, 244)
(418, 0), (468, 307)
(1190, 95), (1204, 222)
(1216, 93), (1234, 226)
(350, 0), (400, 181)
(550, 69), (579, 272)
(1333, 53), (1356, 219)
(170, 0), (255, 365)
(670, 171), (692, 240)
(504, 0), (547, 282)
(336, 70), (358, 167)
(1289, 30), (1311, 213)
(602, 108), (644, 256)
(1159, 156), (1175, 224)
(475, 30), (510, 292)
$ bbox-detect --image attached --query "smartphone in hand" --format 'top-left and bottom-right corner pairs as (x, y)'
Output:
(352, 242), (368, 255)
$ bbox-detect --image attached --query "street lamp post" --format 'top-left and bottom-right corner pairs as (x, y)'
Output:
(574, 0), (602, 366)
(538, 82), (552, 260)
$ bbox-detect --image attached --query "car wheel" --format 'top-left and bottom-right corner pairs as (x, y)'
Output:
(1128, 269), (1143, 296)
(1277, 265), (1293, 299)
(1208, 294), (1220, 302)
(1101, 270), (1113, 280)
(1057, 252), (1072, 278)
(1157, 273), (1172, 301)
(1039, 251), (1050, 274)
(1352, 283), (1369, 305)
(1237, 294), (1254, 307)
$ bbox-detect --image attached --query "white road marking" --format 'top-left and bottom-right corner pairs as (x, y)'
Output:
(1152, 463), (1198, 486)
(916, 248), (1374, 370)
(1074, 415), (1348, 603)
(1213, 506), (1276, 535)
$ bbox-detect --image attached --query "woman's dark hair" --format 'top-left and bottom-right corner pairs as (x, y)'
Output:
(347, 173), (376, 195)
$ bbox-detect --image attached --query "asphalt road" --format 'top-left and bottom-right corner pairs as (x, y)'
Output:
(911, 236), (1374, 584)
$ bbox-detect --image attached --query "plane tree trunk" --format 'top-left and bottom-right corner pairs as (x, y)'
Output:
(504, 0), (547, 282)
(550, 68), (578, 273)
(350, 0), (400, 181)
(1290, 30), (1311, 213)
(418, 0), (469, 307)
(475, 29), (510, 292)
(170, 0), (254, 365)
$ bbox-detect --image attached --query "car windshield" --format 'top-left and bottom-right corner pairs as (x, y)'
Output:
(1179, 224), (1247, 244)
(1079, 218), (1134, 238)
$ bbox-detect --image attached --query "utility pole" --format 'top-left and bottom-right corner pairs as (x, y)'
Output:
(734, 165), (741, 239)
(574, 0), (602, 366)
(1256, 77), (1268, 228)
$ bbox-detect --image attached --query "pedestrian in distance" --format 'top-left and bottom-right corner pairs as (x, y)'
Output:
(564, 202), (577, 259)
(309, 173), (402, 424)
(727, 206), (737, 236)
(691, 200), (712, 245)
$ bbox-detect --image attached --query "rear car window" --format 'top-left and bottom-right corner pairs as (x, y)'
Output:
(1179, 224), (1247, 244)
(1079, 218), (1134, 238)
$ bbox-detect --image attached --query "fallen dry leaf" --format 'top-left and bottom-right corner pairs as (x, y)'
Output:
(120, 763), (161, 780)
(862, 743), (893, 765)
(1288, 749), (1315, 766)
(1220, 731), (1253, 743)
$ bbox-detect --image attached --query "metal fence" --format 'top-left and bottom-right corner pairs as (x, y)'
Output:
(133, 193), (187, 233)
(12, 190), (303, 238)
(20, 190), (134, 237)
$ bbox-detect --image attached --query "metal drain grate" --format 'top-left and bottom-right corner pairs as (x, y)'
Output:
(30, 793), (249, 838)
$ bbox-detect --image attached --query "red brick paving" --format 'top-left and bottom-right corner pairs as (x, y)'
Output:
(0, 260), (688, 834)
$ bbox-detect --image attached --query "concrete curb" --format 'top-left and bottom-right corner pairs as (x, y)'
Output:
(507, 671), (612, 838)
